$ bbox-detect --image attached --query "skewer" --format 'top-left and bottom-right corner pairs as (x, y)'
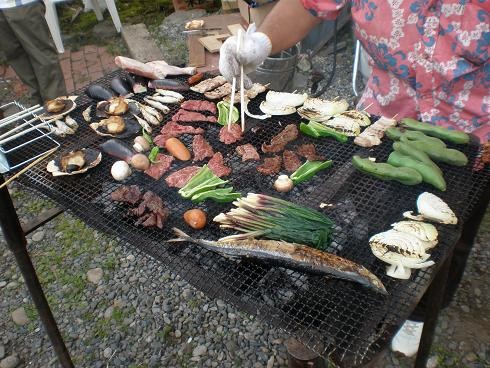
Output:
(227, 29), (242, 132)
(391, 113), (399, 120)
(238, 29), (245, 132)
(361, 102), (373, 112)
(240, 64), (245, 131)
(0, 146), (58, 190)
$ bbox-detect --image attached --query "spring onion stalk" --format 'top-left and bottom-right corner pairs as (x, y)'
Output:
(213, 193), (334, 249)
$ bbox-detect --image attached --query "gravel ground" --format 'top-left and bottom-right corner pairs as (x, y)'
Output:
(1, 17), (489, 368)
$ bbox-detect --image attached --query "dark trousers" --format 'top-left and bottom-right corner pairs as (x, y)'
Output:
(0, 1), (66, 104)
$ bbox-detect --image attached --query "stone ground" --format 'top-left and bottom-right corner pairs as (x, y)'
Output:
(1, 13), (489, 368)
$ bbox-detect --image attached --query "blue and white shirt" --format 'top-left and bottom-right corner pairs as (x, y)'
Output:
(0, 0), (39, 9)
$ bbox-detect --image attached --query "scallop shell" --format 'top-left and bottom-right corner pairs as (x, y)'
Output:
(259, 101), (296, 116)
(41, 96), (78, 120)
(46, 148), (102, 176)
(89, 116), (141, 138)
(265, 91), (307, 107)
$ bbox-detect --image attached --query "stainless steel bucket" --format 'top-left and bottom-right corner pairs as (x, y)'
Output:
(249, 44), (300, 92)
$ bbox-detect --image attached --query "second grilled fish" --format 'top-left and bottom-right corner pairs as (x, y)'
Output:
(168, 228), (387, 294)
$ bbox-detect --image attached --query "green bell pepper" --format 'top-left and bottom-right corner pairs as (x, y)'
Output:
(290, 160), (333, 185)
(300, 121), (348, 143)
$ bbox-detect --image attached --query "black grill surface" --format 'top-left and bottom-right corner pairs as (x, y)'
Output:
(11, 71), (490, 367)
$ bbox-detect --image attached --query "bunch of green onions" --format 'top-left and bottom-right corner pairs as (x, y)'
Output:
(213, 193), (334, 249)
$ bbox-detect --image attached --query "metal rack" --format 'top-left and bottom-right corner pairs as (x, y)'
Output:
(2, 71), (489, 367)
(0, 101), (59, 174)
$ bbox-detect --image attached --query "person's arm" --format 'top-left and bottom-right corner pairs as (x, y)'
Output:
(219, 0), (344, 87)
(258, 0), (321, 55)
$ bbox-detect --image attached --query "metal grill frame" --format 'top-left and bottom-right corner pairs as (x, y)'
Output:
(12, 70), (490, 367)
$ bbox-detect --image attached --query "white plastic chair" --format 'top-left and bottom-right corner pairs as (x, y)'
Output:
(352, 40), (371, 96)
(45, 0), (122, 53)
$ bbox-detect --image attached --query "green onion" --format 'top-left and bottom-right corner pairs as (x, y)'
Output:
(213, 193), (334, 249)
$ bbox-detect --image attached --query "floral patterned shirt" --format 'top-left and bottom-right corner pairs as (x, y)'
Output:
(301, 0), (490, 142)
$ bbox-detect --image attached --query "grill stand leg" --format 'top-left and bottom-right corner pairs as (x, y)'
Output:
(413, 247), (453, 368)
(0, 176), (74, 368)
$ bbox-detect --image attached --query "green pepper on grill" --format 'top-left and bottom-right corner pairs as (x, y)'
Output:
(300, 121), (348, 143)
(290, 160), (333, 185)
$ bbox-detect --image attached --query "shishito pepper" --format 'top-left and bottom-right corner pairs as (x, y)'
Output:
(300, 121), (348, 143)
(387, 151), (446, 191)
(290, 160), (333, 185)
(217, 101), (239, 126)
(352, 155), (423, 185)
(401, 118), (470, 144)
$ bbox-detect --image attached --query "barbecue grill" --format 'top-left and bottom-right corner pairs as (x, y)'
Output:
(2, 71), (489, 367)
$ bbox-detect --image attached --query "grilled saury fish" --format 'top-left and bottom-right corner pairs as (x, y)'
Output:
(168, 228), (387, 294)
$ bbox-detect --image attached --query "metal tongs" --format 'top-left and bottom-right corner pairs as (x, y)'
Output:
(227, 28), (246, 132)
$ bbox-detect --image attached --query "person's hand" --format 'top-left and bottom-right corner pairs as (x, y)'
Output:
(219, 24), (272, 89)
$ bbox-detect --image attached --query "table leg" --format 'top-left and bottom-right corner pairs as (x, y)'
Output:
(413, 247), (453, 368)
(0, 176), (74, 368)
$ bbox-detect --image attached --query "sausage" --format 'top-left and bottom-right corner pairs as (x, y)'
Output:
(165, 137), (191, 161)
(188, 72), (204, 86)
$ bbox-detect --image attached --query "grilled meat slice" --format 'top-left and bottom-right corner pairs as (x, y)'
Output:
(236, 144), (260, 162)
(262, 124), (298, 153)
(257, 155), (282, 175)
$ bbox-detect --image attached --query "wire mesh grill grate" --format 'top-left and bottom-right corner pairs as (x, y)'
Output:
(11, 70), (490, 367)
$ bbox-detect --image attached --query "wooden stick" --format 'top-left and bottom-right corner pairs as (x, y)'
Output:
(228, 29), (242, 132)
(0, 147), (58, 190)
(362, 102), (373, 111)
(227, 78), (236, 132)
(392, 113), (399, 120)
(240, 64), (245, 132)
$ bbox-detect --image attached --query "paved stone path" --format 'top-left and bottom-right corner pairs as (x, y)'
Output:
(0, 44), (117, 104)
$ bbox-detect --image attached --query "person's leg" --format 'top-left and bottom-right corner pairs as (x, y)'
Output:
(2, 2), (66, 102)
(0, 9), (43, 104)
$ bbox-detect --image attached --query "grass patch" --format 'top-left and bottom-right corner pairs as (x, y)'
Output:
(157, 324), (173, 342)
(432, 345), (464, 367)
